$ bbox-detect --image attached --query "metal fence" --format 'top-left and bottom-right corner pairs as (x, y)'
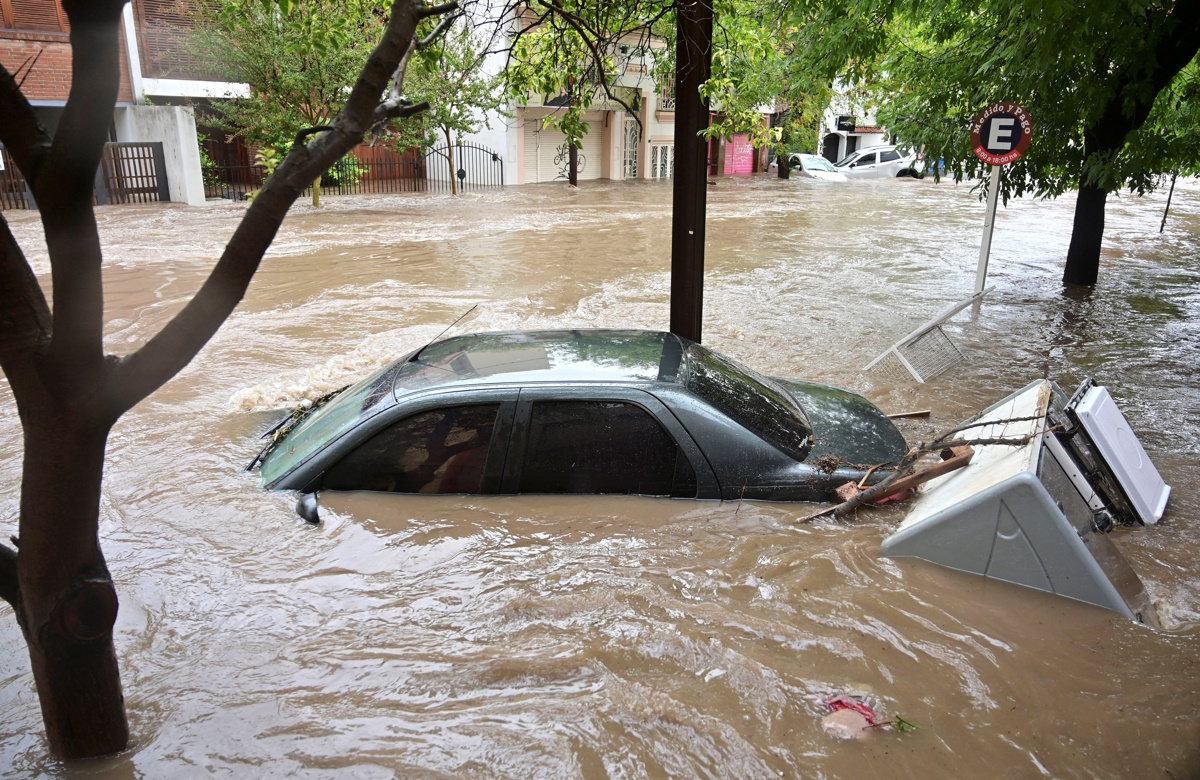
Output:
(204, 142), (505, 200)
(203, 155), (427, 200)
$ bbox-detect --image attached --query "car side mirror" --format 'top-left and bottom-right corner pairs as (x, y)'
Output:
(849, 163), (856, 168)
(296, 492), (320, 524)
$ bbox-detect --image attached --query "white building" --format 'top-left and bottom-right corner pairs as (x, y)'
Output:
(819, 89), (891, 164)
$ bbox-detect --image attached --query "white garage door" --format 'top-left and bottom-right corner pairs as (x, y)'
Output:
(523, 121), (603, 183)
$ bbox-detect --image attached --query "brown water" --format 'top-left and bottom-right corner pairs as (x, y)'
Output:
(2, 176), (1200, 777)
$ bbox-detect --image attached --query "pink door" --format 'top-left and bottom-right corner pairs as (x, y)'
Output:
(723, 134), (754, 175)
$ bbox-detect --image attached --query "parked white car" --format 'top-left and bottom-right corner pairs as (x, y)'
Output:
(835, 145), (921, 179)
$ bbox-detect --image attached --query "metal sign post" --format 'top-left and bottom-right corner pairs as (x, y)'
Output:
(969, 103), (1033, 293)
(976, 165), (1002, 293)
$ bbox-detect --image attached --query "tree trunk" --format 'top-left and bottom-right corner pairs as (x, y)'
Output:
(445, 129), (457, 196)
(1063, 183), (1108, 286)
(16, 415), (127, 759)
(777, 154), (790, 179)
(312, 177), (321, 208)
(568, 144), (578, 186)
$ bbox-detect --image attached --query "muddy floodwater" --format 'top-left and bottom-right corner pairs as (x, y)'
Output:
(3, 175), (1200, 777)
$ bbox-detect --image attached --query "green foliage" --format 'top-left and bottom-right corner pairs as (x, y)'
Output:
(784, 0), (1200, 200)
(321, 155), (369, 187)
(254, 146), (281, 175)
(504, 0), (829, 153)
(195, 0), (400, 154)
(196, 131), (220, 186)
(504, 1), (673, 149)
(404, 17), (508, 152)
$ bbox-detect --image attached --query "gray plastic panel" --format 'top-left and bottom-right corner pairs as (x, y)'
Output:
(882, 472), (1135, 619)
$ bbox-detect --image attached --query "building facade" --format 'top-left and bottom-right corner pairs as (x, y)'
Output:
(1, 0), (245, 205)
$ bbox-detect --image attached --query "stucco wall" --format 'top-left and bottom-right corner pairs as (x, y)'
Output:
(112, 105), (206, 206)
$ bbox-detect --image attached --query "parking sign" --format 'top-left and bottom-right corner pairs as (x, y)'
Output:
(970, 103), (1032, 165)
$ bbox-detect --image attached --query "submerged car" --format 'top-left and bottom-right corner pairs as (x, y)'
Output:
(790, 154), (848, 182)
(256, 330), (907, 502)
(835, 145), (921, 179)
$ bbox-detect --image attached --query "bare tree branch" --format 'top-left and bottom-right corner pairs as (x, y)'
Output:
(420, 2), (459, 17)
(0, 63), (52, 183)
(417, 12), (460, 49)
(38, 0), (130, 387)
(106, 0), (457, 413)
(0, 542), (18, 610)
(0, 213), (52, 388)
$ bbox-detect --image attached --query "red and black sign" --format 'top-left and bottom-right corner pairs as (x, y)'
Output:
(970, 103), (1032, 165)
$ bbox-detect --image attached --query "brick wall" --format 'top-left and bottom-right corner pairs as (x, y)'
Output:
(1, 27), (135, 104)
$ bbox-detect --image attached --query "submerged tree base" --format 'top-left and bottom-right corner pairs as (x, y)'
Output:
(1063, 184), (1108, 286)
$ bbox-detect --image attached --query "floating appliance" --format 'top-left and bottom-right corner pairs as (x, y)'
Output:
(881, 379), (1169, 625)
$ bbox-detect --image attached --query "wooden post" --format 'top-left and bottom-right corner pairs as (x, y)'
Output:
(669, 0), (712, 343)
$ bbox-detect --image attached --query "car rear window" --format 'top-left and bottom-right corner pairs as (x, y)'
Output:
(683, 345), (812, 460)
(519, 401), (679, 496)
(880, 149), (901, 162)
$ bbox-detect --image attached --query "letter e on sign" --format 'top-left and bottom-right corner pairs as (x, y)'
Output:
(970, 103), (1032, 165)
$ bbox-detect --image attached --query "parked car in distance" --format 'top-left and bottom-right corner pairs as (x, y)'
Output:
(835, 145), (922, 179)
(256, 330), (908, 503)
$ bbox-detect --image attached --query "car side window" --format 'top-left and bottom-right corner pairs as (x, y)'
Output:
(879, 150), (901, 162)
(323, 404), (499, 494)
(519, 401), (681, 496)
(856, 153), (876, 166)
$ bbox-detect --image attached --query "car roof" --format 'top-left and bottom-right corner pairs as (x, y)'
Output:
(398, 329), (688, 395)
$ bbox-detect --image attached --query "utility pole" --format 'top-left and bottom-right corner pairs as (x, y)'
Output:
(669, 0), (712, 343)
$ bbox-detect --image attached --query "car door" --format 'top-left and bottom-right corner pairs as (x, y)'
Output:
(877, 148), (903, 176)
(847, 151), (878, 177)
(502, 386), (717, 498)
(313, 388), (518, 495)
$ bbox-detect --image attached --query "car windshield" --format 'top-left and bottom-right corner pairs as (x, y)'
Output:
(683, 345), (812, 460)
(804, 156), (838, 173)
(259, 361), (408, 486)
(834, 152), (861, 167)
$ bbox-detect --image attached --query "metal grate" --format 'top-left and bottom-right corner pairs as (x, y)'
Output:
(867, 349), (918, 384)
(865, 289), (991, 383)
(897, 324), (964, 381)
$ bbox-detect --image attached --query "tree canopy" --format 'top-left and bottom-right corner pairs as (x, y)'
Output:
(403, 16), (507, 193)
(201, 0), (392, 152)
(784, 0), (1200, 282)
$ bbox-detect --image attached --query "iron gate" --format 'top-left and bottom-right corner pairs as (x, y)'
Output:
(0, 144), (32, 210)
(424, 141), (504, 193)
(99, 142), (170, 204)
(623, 116), (640, 179)
(2, 142), (169, 209)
